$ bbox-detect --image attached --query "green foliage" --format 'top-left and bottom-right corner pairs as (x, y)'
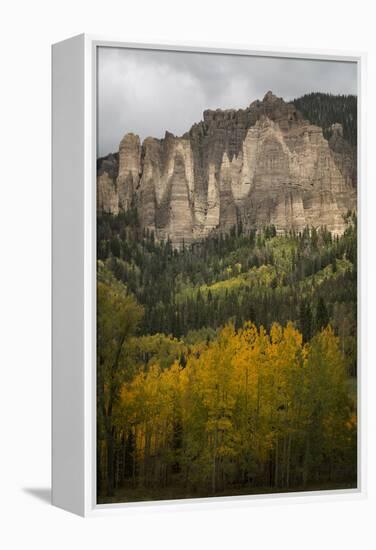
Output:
(293, 92), (357, 146)
(98, 322), (356, 501)
(96, 212), (357, 501)
(96, 275), (144, 496)
(97, 213), (357, 373)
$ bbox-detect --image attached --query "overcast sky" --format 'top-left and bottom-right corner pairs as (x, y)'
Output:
(97, 47), (357, 157)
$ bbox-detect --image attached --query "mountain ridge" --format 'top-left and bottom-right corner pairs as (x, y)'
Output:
(97, 91), (357, 246)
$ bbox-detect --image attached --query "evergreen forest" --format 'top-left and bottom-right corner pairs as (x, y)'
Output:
(293, 93), (357, 145)
(97, 210), (357, 503)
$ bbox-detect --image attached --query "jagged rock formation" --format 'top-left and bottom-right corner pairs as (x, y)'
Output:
(97, 91), (357, 246)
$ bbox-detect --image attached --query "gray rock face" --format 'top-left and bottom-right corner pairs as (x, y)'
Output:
(97, 153), (119, 214)
(97, 92), (357, 246)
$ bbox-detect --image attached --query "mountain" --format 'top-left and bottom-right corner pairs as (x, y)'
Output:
(97, 91), (357, 247)
(292, 92), (357, 146)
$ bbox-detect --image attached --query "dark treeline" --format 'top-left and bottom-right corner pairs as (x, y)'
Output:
(97, 211), (357, 376)
(97, 318), (357, 502)
(293, 92), (357, 146)
(96, 93), (358, 504)
(97, 210), (357, 502)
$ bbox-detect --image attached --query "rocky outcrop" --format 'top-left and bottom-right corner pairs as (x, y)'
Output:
(97, 92), (357, 246)
(97, 153), (119, 214)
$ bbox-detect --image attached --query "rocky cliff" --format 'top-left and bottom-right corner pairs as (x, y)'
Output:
(97, 91), (357, 246)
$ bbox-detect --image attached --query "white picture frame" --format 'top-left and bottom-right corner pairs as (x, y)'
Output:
(52, 34), (367, 517)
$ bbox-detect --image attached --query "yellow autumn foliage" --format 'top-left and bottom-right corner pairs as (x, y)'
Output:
(113, 321), (356, 492)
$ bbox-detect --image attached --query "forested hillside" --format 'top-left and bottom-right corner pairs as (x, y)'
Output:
(97, 211), (357, 502)
(293, 92), (357, 145)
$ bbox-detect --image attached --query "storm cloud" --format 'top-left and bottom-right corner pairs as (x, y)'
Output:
(97, 46), (357, 157)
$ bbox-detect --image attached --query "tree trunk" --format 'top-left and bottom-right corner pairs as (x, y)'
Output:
(97, 440), (104, 497)
(106, 425), (115, 497)
(286, 433), (292, 489)
(132, 426), (137, 487)
(275, 437), (279, 489)
(212, 426), (218, 494)
(303, 435), (310, 488)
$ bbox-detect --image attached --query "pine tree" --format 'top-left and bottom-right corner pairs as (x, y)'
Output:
(316, 296), (330, 331)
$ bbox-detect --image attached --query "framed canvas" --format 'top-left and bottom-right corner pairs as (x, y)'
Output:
(52, 35), (366, 516)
